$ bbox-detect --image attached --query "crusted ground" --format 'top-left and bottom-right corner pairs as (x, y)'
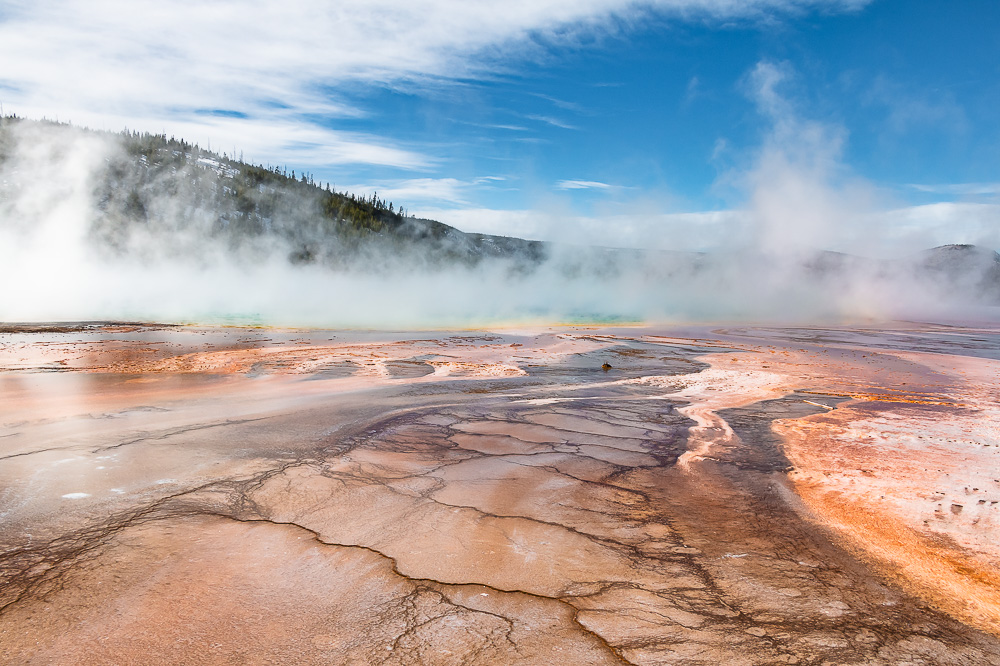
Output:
(1, 324), (998, 664)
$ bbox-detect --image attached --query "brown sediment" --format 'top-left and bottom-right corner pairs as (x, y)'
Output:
(1, 324), (999, 664)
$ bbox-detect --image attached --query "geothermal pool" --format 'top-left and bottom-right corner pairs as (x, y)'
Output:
(1, 323), (999, 664)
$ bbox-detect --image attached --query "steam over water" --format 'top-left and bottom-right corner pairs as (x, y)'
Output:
(1, 118), (998, 327)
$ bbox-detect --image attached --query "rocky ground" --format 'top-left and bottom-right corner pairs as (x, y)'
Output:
(0, 323), (998, 664)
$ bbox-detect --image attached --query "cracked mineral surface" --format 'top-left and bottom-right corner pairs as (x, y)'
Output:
(1, 323), (999, 664)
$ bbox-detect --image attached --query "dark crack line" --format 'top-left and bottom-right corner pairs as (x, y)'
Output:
(316, 467), (654, 563)
(382, 586), (518, 658)
(0, 479), (226, 614)
(258, 402), (744, 631)
(205, 512), (637, 666)
(0, 444), (81, 462)
(92, 416), (270, 453)
(0, 446), (329, 616)
(0, 417), (274, 464)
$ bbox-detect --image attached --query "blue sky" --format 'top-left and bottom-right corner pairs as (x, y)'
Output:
(2, 0), (998, 252)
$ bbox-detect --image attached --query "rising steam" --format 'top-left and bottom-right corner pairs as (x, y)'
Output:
(0, 102), (997, 327)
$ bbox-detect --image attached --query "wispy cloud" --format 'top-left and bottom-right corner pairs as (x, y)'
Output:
(99, 113), (431, 171)
(418, 206), (751, 250)
(0, 0), (868, 170)
(420, 201), (1000, 254)
(343, 176), (512, 207)
(529, 92), (584, 112)
(525, 114), (579, 130)
(864, 75), (967, 135)
(907, 182), (1000, 196)
(555, 179), (612, 190)
(682, 75), (704, 106)
(881, 202), (1000, 250)
(485, 124), (531, 132)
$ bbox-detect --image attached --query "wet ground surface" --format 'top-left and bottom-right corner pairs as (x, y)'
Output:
(1, 323), (999, 664)
(713, 325), (1000, 361)
(716, 393), (851, 473)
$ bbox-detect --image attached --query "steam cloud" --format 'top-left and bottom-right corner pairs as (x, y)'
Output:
(1, 94), (998, 327)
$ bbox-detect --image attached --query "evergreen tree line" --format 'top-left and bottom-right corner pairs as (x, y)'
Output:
(0, 115), (545, 272)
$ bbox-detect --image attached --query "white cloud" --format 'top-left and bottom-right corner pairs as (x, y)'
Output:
(864, 75), (967, 135)
(524, 114), (580, 130)
(422, 202), (1000, 255)
(529, 92), (584, 112)
(879, 202), (1000, 252)
(340, 175), (515, 208)
(418, 208), (551, 240)
(417, 206), (748, 250)
(907, 183), (1000, 197)
(683, 75), (701, 104)
(744, 60), (796, 119)
(0, 0), (870, 169)
(344, 178), (481, 206)
(555, 180), (613, 190)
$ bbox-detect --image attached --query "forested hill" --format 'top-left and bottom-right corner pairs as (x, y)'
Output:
(2, 116), (999, 314)
(0, 116), (546, 270)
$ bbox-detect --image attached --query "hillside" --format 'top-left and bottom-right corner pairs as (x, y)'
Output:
(0, 116), (546, 271)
